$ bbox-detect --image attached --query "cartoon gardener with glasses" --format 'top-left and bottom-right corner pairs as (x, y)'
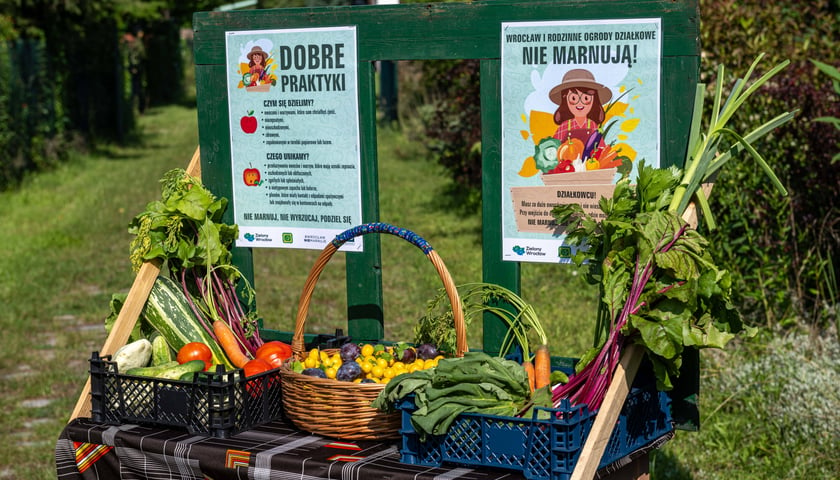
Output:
(246, 45), (270, 86)
(545, 68), (615, 173)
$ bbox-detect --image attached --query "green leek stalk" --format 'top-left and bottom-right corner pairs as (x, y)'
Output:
(669, 54), (795, 229)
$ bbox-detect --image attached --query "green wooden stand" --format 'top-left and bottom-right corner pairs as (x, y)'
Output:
(192, 0), (701, 439)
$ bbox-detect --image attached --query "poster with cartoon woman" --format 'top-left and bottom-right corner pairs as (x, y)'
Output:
(500, 18), (662, 263)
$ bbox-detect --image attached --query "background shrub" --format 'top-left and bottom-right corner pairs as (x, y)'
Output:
(699, 0), (839, 332)
(0, 3), (199, 191)
(0, 31), (69, 190)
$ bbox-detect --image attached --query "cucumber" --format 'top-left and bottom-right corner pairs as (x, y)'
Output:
(125, 361), (178, 377)
(150, 333), (174, 366)
(158, 360), (206, 380)
(113, 338), (153, 373)
(126, 360), (205, 380)
(142, 276), (233, 369)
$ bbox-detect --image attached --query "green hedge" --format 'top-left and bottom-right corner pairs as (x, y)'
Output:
(0, 38), (68, 190)
(699, 0), (839, 331)
(0, 7), (189, 191)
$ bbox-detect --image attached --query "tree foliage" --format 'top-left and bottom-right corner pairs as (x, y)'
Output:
(0, 0), (228, 190)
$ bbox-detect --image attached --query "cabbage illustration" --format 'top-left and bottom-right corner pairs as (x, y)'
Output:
(534, 137), (561, 173)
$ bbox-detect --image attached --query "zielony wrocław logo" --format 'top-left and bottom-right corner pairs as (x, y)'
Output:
(244, 233), (255, 242)
(512, 245), (547, 258)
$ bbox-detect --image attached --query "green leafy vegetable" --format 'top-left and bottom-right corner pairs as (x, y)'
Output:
(127, 168), (263, 356)
(129, 168), (237, 273)
(549, 56), (793, 410)
(418, 282), (547, 361)
(372, 351), (547, 439)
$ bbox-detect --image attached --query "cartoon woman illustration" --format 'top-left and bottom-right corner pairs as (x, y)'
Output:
(246, 46), (269, 86)
(547, 69), (613, 173)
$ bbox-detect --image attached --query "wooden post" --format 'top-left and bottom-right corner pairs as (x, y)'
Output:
(570, 344), (645, 480)
(68, 147), (201, 422)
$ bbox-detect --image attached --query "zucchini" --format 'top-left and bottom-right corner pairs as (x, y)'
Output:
(150, 333), (174, 366)
(142, 276), (233, 370)
(113, 338), (152, 372)
(159, 360), (206, 380)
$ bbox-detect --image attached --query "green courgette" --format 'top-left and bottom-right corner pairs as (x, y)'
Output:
(142, 276), (233, 369)
(125, 361), (178, 377)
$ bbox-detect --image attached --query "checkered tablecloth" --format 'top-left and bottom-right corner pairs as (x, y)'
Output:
(56, 417), (529, 480)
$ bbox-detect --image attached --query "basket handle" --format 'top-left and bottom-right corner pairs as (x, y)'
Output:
(292, 222), (467, 358)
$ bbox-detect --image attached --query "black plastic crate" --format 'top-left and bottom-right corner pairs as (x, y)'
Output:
(88, 351), (283, 438)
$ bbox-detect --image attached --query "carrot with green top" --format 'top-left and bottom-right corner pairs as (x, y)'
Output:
(523, 360), (536, 392)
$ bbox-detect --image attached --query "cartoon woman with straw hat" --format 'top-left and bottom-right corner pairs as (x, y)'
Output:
(547, 68), (613, 173)
(246, 45), (270, 86)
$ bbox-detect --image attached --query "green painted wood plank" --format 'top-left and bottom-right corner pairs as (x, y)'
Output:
(480, 58), (520, 355)
(194, 0), (698, 63)
(661, 55), (700, 167)
(346, 61), (384, 343)
(193, 0), (700, 425)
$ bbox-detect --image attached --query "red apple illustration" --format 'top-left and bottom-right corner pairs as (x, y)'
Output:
(240, 110), (257, 133)
(243, 166), (262, 186)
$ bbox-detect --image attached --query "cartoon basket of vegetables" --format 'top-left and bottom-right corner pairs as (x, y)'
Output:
(279, 222), (467, 440)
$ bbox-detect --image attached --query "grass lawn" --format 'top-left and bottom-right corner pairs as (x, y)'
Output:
(0, 104), (835, 479)
(0, 105), (596, 478)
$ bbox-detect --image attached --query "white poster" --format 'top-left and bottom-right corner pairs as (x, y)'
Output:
(225, 26), (363, 251)
(501, 18), (662, 263)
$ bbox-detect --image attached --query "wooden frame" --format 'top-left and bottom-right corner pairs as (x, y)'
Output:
(191, 0), (700, 351)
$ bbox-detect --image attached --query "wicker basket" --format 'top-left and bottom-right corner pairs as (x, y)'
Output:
(279, 223), (467, 440)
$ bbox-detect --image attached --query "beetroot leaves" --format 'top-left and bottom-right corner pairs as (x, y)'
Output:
(550, 56), (794, 412)
(128, 168), (264, 357)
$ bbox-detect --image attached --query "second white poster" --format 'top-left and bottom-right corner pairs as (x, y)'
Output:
(501, 18), (662, 263)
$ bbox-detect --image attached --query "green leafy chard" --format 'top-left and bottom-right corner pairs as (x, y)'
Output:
(549, 56), (793, 411)
(552, 164), (752, 408)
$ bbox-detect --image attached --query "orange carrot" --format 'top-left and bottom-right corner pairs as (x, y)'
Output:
(213, 320), (250, 368)
(534, 345), (551, 390)
(523, 360), (536, 393)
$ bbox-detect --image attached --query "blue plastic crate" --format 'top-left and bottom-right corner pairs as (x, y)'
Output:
(397, 380), (672, 480)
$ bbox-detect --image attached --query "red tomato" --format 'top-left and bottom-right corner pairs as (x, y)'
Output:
(243, 358), (273, 377)
(256, 341), (293, 369)
(242, 358), (275, 398)
(177, 342), (213, 371)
